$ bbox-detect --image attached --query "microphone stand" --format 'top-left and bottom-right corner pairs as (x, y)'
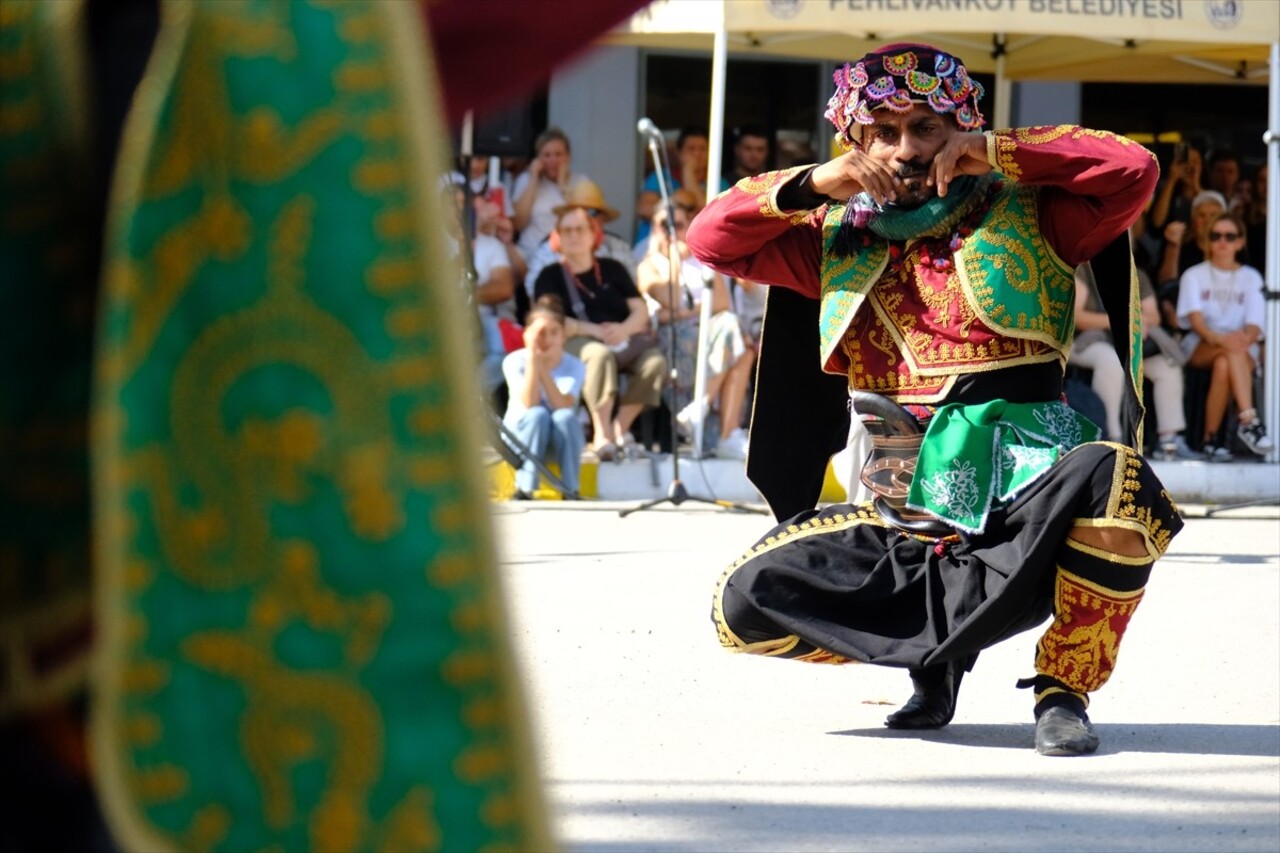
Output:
(620, 121), (761, 517)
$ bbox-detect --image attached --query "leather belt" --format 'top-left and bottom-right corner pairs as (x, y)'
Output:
(852, 391), (955, 539)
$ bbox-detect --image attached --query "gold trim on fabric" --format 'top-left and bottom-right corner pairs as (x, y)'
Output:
(792, 647), (856, 664)
(712, 551), (857, 664)
(1062, 538), (1154, 566)
(714, 508), (882, 653)
(1034, 686), (1090, 709)
(734, 166), (813, 223)
(1094, 442), (1176, 558)
(742, 635), (802, 657)
(726, 506), (885, 574)
(990, 129), (1024, 180)
(91, 0), (196, 847)
(381, 4), (552, 847)
(984, 130), (999, 173)
(712, 564), (746, 650)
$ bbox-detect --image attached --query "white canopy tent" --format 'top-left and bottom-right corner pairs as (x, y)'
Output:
(609, 0), (1280, 462)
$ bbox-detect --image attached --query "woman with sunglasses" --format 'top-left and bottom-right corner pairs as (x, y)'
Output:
(1176, 212), (1271, 459)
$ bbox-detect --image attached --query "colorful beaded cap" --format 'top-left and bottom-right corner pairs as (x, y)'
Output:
(825, 44), (986, 149)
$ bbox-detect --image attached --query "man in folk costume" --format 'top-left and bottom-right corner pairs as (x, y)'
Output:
(686, 43), (1183, 756)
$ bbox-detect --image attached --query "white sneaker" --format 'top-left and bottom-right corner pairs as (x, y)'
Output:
(1237, 419), (1274, 455)
(676, 399), (709, 438)
(714, 428), (749, 460)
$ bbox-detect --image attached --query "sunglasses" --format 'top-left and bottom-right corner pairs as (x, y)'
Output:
(1208, 231), (1241, 242)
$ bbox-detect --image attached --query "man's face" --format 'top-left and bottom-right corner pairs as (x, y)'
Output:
(538, 139), (568, 180)
(1192, 201), (1224, 240)
(1208, 159), (1240, 196)
(678, 135), (709, 171)
(734, 135), (768, 173)
(861, 103), (959, 208)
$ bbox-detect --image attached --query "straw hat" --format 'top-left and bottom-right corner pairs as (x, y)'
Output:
(551, 178), (619, 223)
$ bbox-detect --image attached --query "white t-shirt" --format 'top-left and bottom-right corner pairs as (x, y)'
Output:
(501, 349), (586, 420)
(1176, 261), (1266, 357)
(449, 232), (515, 322)
(512, 172), (591, 258)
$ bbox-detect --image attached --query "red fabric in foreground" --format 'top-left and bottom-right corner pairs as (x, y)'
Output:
(423, 0), (649, 125)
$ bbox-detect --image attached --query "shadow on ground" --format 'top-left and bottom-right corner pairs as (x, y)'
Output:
(829, 722), (1280, 757)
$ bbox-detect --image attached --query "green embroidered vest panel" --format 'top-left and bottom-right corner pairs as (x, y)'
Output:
(815, 183), (1076, 395)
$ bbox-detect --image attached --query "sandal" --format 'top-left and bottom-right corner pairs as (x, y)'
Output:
(594, 440), (618, 462)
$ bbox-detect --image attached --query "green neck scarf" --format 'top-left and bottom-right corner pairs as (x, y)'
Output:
(867, 175), (980, 240)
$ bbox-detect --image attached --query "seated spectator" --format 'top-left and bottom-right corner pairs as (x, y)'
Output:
(502, 297), (586, 500)
(444, 185), (514, 402)
(512, 127), (591, 259)
(1242, 164), (1268, 276)
(1205, 148), (1242, 199)
(635, 196), (754, 459)
(1176, 212), (1272, 460)
(1156, 189), (1227, 330)
(522, 180), (635, 303)
(532, 205), (666, 460)
(634, 127), (728, 253)
(448, 155), (514, 217)
(475, 192), (528, 305)
(1149, 141), (1203, 230)
(1068, 264), (1197, 459)
(724, 125), (770, 185)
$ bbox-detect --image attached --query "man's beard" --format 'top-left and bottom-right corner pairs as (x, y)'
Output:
(887, 161), (934, 209)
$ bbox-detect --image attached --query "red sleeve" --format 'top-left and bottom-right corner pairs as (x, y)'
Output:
(684, 168), (825, 300)
(987, 126), (1159, 267)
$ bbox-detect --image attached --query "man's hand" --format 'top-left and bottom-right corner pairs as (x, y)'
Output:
(809, 147), (901, 205)
(928, 132), (991, 198)
(1163, 221), (1187, 245)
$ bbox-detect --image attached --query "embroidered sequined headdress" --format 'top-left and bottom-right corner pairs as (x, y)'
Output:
(825, 43), (986, 149)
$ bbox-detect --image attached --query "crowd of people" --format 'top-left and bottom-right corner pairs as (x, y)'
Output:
(447, 121), (1272, 499)
(446, 125), (779, 497)
(1072, 140), (1272, 462)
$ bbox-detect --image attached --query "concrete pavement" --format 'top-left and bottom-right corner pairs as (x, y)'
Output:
(492, 501), (1280, 853)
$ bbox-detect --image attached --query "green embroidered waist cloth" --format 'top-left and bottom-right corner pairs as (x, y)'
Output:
(906, 399), (1101, 534)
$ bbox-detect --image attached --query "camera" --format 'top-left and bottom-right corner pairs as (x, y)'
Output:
(1173, 141), (1189, 164)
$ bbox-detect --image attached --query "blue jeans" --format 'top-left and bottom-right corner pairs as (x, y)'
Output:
(504, 407), (583, 494)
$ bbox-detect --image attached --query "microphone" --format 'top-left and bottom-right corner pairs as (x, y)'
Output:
(637, 117), (664, 142)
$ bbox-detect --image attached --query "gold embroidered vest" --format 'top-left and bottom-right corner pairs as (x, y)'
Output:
(817, 182), (1076, 403)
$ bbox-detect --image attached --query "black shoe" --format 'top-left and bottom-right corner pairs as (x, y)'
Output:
(1035, 705), (1100, 756)
(884, 660), (964, 729)
(512, 489), (533, 501)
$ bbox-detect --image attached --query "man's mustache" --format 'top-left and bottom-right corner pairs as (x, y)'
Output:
(895, 161), (929, 179)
